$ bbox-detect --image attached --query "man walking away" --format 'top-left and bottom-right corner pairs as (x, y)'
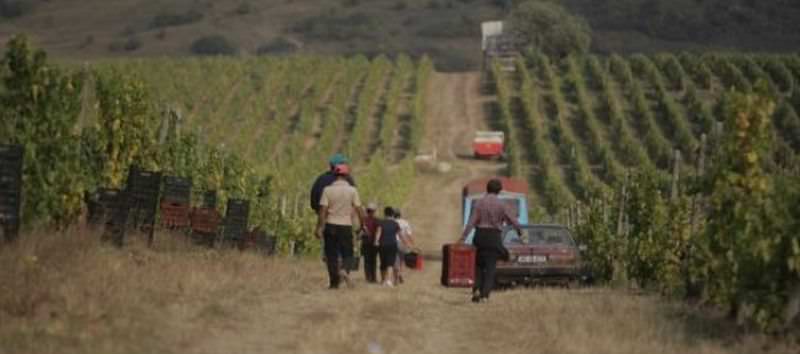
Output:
(459, 178), (523, 303)
(316, 164), (366, 289)
(310, 153), (355, 214)
(361, 202), (380, 283)
(374, 207), (401, 287)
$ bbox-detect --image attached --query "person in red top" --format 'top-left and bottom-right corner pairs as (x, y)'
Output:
(460, 178), (523, 303)
(361, 202), (380, 283)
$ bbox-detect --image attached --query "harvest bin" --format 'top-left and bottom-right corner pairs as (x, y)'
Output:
(441, 243), (476, 287)
(0, 144), (23, 242)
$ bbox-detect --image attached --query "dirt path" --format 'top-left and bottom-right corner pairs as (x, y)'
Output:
(404, 72), (503, 254)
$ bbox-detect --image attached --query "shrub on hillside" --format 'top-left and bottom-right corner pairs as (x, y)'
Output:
(509, 0), (591, 58)
(149, 10), (203, 29)
(0, 0), (33, 18)
(235, 1), (253, 15)
(340, 0), (361, 8)
(293, 12), (380, 41)
(108, 37), (143, 52)
(190, 35), (237, 56)
(256, 37), (298, 55)
(416, 15), (478, 38)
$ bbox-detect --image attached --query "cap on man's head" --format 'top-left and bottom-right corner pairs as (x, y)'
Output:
(333, 164), (350, 176)
(329, 153), (349, 167)
(366, 202), (378, 211)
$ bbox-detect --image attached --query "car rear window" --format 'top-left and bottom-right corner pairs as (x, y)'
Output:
(504, 227), (574, 246)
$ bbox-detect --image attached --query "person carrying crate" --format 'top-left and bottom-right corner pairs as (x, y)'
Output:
(374, 207), (401, 287)
(393, 209), (416, 284)
(459, 178), (523, 303)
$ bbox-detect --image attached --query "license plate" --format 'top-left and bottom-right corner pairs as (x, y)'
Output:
(518, 255), (547, 263)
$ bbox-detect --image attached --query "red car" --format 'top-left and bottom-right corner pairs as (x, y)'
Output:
(496, 224), (583, 287)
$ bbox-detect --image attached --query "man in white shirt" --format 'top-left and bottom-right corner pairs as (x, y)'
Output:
(316, 164), (366, 289)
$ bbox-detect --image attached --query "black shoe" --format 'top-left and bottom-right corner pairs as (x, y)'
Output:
(471, 295), (481, 303)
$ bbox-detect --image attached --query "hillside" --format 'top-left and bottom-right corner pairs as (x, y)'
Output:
(0, 0), (505, 70)
(4, 0), (800, 70)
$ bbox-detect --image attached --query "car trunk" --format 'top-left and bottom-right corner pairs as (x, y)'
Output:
(501, 244), (578, 268)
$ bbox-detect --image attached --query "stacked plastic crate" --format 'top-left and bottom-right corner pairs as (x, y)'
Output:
(0, 144), (23, 242)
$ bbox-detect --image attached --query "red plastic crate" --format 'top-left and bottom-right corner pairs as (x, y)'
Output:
(441, 243), (476, 287)
(190, 207), (221, 234)
(160, 201), (191, 229)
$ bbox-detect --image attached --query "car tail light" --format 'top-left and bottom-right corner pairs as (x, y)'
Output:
(548, 251), (576, 263)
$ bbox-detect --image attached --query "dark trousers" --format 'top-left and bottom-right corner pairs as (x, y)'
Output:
(324, 224), (354, 288)
(361, 235), (378, 283)
(473, 228), (506, 299)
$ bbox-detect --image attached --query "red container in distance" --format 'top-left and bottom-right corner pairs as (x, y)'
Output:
(441, 243), (476, 287)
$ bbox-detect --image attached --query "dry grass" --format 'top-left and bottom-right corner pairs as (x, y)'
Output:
(1, 229), (797, 354)
(0, 228), (319, 354)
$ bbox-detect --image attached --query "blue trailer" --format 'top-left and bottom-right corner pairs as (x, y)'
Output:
(461, 177), (529, 244)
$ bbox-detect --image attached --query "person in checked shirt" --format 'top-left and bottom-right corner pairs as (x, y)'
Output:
(459, 178), (523, 303)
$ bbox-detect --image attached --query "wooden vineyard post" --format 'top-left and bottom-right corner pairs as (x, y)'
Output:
(566, 205), (572, 229)
(293, 192), (301, 219)
(616, 170), (629, 237)
(709, 121), (723, 171)
(697, 134), (707, 177)
(158, 109), (170, 145)
(690, 134), (708, 236)
(671, 149), (682, 200)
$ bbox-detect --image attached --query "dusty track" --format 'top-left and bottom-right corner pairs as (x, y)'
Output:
(405, 71), (504, 254)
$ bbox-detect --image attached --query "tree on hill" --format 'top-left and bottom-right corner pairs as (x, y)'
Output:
(509, 0), (591, 58)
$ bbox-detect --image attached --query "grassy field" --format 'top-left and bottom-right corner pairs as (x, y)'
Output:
(1, 229), (797, 354)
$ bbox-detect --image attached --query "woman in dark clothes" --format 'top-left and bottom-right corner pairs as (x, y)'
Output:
(374, 207), (401, 287)
(459, 179), (523, 303)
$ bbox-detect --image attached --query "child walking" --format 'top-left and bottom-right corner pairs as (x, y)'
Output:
(374, 207), (401, 287)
